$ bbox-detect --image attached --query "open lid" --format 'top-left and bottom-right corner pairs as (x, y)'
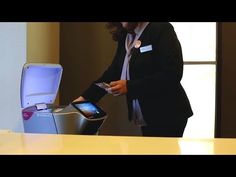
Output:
(20, 63), (63, 108)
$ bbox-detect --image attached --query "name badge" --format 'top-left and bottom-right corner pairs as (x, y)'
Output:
(140, 45), (152, 53)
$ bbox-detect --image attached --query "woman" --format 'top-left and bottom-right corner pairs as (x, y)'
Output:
(74, 22), (193, 137)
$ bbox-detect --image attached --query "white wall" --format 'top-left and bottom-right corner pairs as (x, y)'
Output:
(0, 23), (26, 132)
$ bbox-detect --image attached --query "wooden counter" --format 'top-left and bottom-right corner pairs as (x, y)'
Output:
(0, 132), (236, 154)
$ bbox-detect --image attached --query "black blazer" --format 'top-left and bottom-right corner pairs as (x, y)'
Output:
(82, 22), (193, 125)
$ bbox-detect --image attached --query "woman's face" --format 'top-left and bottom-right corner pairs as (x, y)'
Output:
(120, 22), (138, 34)
(121, 22), (128, 28)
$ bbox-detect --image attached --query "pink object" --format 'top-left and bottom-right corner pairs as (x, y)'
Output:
(22, 106), (36, 120)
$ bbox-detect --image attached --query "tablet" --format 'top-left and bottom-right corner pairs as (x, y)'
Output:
(72, 101), (106, 118)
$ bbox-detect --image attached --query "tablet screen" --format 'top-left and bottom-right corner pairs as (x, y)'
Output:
(73, 102), (106, 118)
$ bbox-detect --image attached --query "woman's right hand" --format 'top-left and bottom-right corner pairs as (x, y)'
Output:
(73, 96), (86, 102)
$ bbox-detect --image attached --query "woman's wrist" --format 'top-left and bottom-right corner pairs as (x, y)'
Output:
(73, 96), (86, 102)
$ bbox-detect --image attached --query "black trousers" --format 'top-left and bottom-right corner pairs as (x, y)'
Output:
(141, 118), (188, 137)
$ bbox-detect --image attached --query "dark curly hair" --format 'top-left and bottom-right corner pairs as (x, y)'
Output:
(106, 22), (139, 41)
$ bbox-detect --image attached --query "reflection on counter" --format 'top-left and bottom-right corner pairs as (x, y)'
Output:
(178, 139), (214, 154)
